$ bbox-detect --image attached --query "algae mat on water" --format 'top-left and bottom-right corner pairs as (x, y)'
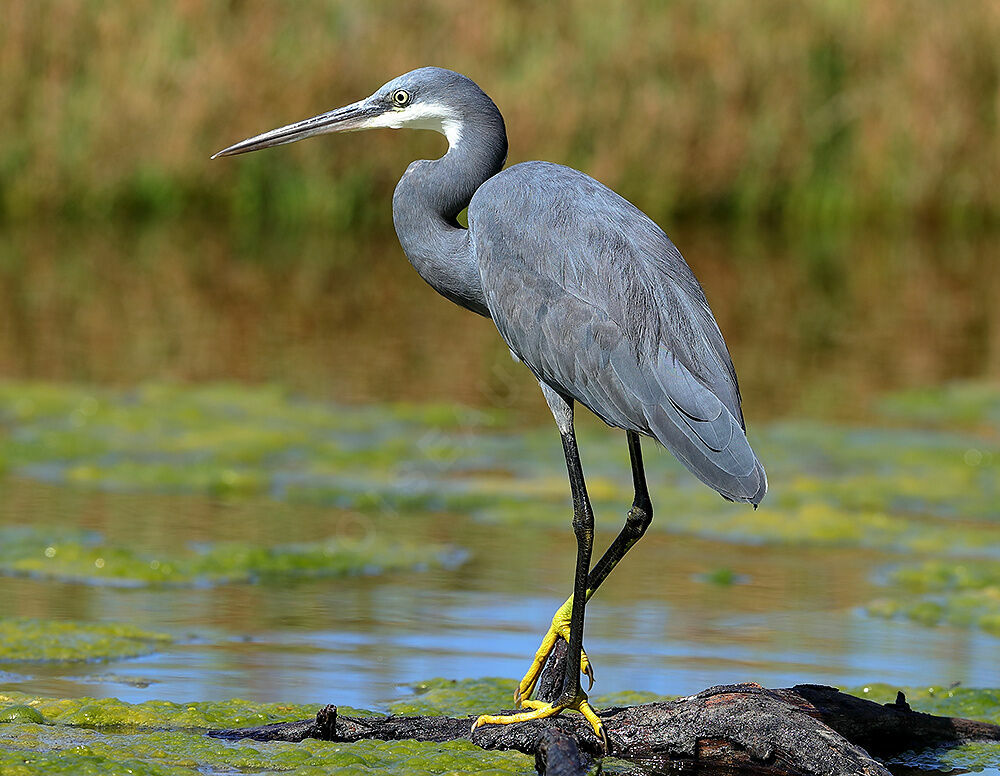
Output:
(2, 379), (1000, 637)
(3, 680), (1000, 774)
(0, 683), (538, 776)
(0, 380), (997, 526)
(867, 559), (1000, 635)
(0, 619), (172, 663)
(0, 525), (460, 588)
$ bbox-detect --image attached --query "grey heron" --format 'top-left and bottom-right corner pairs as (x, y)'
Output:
(214, 67), (766, 747)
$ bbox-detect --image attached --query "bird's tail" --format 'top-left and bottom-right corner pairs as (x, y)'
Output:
(642, 401), (767, 507)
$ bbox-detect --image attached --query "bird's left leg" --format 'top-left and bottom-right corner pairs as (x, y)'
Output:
(473, 387), (605, 746)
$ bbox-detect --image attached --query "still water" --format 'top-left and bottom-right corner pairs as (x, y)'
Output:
(2, 477), (998, 711)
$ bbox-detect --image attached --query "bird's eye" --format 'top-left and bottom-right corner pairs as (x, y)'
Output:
(391, 89), (410, 107)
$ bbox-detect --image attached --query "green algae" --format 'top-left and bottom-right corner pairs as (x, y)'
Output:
(3, 379), (1000, 559)
(907, 741), (1000, 771)
(0, 680), (628, 774)
(867, 560), (1000, 634)
(0, 525), (459, 587)
(0, 728), (536, 776)
(0, 690), (535, 776)
(0, 706), (45, 724)
(697, 567), (745, 586)
(0, 690), (324, 729)
(890, 560), (1000, 592)
(0, 381), (505, 501)
(390, 678), (516, 717)
(652, 497), (1000, 556)
(0, 619), (172, 663)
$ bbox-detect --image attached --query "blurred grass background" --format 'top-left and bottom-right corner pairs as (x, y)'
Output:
(2, 0), (998, 232)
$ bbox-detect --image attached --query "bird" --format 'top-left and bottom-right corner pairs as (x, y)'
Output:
(213, 67), (766, 748)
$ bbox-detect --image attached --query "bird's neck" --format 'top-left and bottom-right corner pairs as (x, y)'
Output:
(392, 115), (507, 318)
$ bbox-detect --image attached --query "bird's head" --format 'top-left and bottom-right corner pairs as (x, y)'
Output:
(212, 67), (498, 158)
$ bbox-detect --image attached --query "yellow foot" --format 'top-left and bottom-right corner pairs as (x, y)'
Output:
(471, 690), (607, 752)
(514, 596), (593, 708)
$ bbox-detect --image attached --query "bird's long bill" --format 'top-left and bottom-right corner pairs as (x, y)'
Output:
(211, 99), (378, 158)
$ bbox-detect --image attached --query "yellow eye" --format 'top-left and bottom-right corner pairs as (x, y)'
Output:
(392, 89), (410, 107)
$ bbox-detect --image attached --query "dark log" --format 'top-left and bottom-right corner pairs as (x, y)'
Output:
(788, 684), (1000, 759)
(208, 645), (1000, 775)
(533, 729), (590, 776)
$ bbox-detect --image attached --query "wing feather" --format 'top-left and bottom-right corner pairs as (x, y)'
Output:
(470, 161), (766, 504)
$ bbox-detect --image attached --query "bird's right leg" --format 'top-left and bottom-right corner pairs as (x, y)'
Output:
(474, 386), (605, 746)
(515, 430), (653, 706)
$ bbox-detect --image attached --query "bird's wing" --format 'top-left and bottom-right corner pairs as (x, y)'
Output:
(469, 161), (765, 504)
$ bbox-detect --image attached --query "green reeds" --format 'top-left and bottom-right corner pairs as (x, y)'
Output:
(1, 1), (997, 229)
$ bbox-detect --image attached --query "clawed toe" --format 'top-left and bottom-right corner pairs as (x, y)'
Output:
(485, 595), (605, 752)
(472, 691), (606, 752)
(513, 596), (596, 709)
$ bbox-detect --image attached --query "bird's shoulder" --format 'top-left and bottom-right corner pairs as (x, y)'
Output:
(470, 161), (628, 221)
(468, 159), (687, 326)
(469, 160), (697, 302)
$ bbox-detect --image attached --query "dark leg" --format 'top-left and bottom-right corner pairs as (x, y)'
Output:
(513, 430), (653, 704)
(473, 386), (605, 746)
(586, 431), (653, 594)
(557, 425), (595, 702)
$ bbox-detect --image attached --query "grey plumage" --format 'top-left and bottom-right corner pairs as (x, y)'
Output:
(213, 67), (766, 735)
(472, 161), (764, 503)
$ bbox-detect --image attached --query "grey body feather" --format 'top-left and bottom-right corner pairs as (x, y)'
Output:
(470, 162), (765, 504)
(385, 68), (765, 505)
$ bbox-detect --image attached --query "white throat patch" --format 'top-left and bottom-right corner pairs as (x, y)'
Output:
(361, 102), (463, 148)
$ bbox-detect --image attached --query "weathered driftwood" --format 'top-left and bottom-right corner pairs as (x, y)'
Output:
(209, 642), (1000, 775)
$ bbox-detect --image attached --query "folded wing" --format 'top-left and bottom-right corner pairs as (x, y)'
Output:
(470, 161), (766, 504)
